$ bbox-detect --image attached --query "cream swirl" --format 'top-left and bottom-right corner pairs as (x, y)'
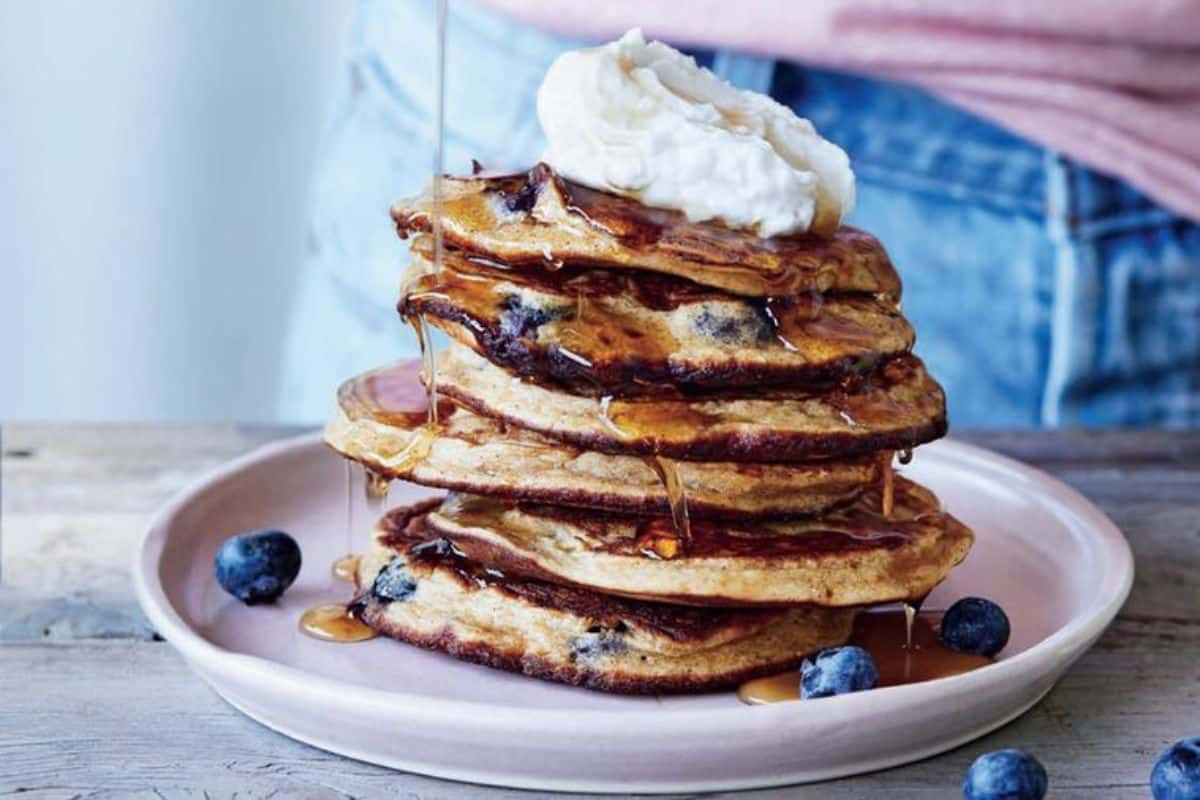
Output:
(537, 29), (854, 238)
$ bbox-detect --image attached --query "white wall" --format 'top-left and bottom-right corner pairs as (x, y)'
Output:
(0, 0), (353, 421)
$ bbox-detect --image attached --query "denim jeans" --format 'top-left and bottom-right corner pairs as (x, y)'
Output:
(281, 0), (1200, 427)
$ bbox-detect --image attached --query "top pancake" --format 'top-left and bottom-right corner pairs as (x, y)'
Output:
(391, 164), (901, 298)
(354, 501), (856, 694)
(402, 242), (914, 396)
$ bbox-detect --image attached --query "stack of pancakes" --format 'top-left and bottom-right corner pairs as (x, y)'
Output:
(324, 164), (973, 694)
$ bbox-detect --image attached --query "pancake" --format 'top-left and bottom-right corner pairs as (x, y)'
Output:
(435, 341), (948, 462)
(324, 363), (879, 518)
(402, 243), (914, 396)
(391, 163), (900, 298)
(418, 477), (973, 607)
(354, 500), (856, 694)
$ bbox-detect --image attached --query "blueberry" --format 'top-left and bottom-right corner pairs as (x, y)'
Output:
(941, 597), (1011, 657)
(693, 305), (773, 344)
(497, 294), (564, 338)
(371, 558), (417, 602)
(213, 530), (301, 605)
(569, 624), (628, 663)
(963, 749), (1047, 800)
(502, 178), (540, 213)
(1152, 737), (1200, 800)
(800, 646), (879, 699)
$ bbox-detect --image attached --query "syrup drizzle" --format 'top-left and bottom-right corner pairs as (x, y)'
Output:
(300, 4), (449, 647)
(646, 456), (692, 553)
(332, 554), (360, 582)
(598, 395), (693, 552)
(880, 451), (895, 519)
(431, 0), (447, 272)
(299, 478), (375, 643)
(737, 608), (991, 704)
(407, 0), (448, 430)
(364, 467), (391, 512)
(343, 459), (354, 553)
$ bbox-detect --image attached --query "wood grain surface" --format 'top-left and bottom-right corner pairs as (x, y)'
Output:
(2, 424), (1197, 798)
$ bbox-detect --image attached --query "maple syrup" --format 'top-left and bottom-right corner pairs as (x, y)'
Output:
(880, 451), (895, 518)
(764, 293), (879, 354)
(596, 395), (694, 550)
(343, 459), (354, 553)
(337, 361), (453, 429)
(299, 603), (377, 643)
(431, 0), (447, 271)
(737, 609), (991, 704)
(332, 554), (360, 582)
(300, 4), (449, 650)
(646, 455), (692, 552)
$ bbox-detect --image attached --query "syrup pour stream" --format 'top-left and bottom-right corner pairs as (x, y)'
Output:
(299, 0), (449, 644)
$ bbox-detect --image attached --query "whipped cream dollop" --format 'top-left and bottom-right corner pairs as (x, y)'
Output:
(537, 29), (855, 238)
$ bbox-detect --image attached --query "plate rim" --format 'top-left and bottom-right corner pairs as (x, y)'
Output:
(133, 431), (1134, 736)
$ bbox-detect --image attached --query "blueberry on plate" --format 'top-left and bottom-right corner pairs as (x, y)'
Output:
(800, 645), (879, 699)
(941, 597), (1011, 657)
(963, 749), (1048, 800)
(1152, 737), (1200, 800)
(214, 529), (302, 605)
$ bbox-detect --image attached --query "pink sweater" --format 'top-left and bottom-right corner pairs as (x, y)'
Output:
(482, 0), (1200, 223)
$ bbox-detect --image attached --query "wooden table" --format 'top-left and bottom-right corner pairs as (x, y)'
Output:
(2, 424), (1197, 798)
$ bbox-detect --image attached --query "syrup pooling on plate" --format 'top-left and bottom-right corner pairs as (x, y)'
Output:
(299, 603), (378, 643)
(737, 609), (991, 703)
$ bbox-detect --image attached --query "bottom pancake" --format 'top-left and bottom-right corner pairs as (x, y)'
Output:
(353, 500), (856, 694)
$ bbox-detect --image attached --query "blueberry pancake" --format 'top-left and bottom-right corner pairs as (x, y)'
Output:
(353, 500), (856, 694)
(434, 341), (948, 462)
(402, 242), (914, 396)
(391, 163), (900, 298)
(420, 477), (973, 607)
(324, 363), (880, 518)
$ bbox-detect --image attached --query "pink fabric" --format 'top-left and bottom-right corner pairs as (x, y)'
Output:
(480, 0), (1200, 222)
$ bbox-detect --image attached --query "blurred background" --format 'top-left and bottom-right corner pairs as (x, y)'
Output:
(1, 1), (353, 421)
(3, 1), (1196, 427)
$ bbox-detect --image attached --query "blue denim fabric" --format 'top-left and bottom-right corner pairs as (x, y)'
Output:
(281, 0), (1200, 427)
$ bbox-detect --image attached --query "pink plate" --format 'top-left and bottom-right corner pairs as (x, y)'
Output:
(134, 434), (1132, 793)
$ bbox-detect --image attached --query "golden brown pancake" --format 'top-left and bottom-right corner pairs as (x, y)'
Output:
(324, 363), (880, 518)
(391, 164), (900, 298)
(402, 243), (913, 396)
(419, 477), (973, 607)
(434, 341), (948, 462)
(354, 500), (856, 694)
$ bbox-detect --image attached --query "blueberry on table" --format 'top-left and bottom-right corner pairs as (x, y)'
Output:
(214, 530), (302, 605)
(963, 749), (1047, 800)
(1152, 737), (1200, 800)
(800, 646), (879, 699)
(940, 597), (1011, 657)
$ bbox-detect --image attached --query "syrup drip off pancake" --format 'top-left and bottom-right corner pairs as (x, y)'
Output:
(321, 33), (982, 695)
